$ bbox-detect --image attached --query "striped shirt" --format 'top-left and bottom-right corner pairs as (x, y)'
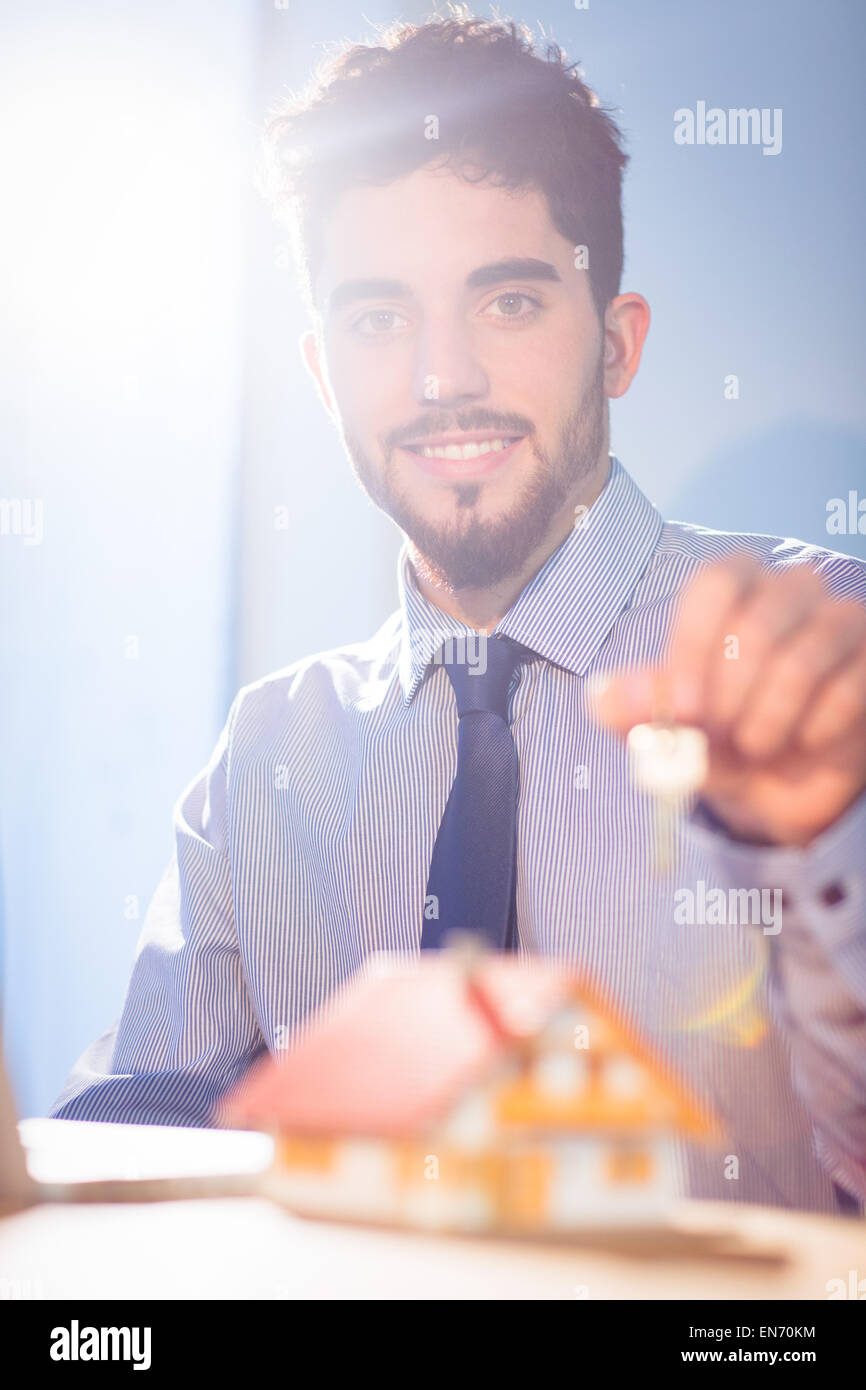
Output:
(52, 457), (866, 1211)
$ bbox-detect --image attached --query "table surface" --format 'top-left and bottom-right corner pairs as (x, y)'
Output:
(2, 1119), (864, 1300)
(2, 1192), (866, 1300)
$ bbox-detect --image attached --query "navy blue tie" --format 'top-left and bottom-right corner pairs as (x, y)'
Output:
(422, 635), (526, 952)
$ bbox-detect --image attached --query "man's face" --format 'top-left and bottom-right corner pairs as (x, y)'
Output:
(308, 163), (607, 589)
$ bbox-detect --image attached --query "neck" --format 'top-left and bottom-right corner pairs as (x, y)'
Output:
(410, 451), (611, 633)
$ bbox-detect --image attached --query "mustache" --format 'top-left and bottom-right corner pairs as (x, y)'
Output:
(384, 408), (535, 451)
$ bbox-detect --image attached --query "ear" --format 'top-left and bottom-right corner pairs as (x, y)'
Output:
(602, 293), (650, 399)
(300, 329), (336, 416)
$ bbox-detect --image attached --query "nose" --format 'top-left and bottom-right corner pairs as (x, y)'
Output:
(412, 318), (489, 408)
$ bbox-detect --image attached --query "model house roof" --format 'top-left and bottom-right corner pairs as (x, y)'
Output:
(223, 948), (709, 1140)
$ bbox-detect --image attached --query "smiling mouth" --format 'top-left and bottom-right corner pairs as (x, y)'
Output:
(401, 435), (524, 461)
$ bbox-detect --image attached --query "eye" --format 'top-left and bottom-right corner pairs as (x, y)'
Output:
(352, 308), (409, 338)
(483, 291), (542, 322)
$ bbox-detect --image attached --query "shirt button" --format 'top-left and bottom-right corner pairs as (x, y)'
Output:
(819, 881), (847, 908)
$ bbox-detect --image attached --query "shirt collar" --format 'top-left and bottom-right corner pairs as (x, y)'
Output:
(396, 455), (664, 703)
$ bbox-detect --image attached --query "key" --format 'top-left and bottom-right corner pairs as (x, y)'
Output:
(627, 721), (709, 874)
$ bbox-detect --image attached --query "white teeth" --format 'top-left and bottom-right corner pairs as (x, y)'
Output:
(414, 438), (516, 461)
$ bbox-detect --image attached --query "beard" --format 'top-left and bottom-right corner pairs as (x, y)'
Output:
(342, 354), (606, 590)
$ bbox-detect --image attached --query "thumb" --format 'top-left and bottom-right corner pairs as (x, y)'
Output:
(589, 667), (664, 737)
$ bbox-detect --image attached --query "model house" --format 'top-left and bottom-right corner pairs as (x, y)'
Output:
(224, 945), (714, 1235)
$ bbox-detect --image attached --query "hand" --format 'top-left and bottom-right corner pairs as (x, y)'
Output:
(592, 555), (866, 847)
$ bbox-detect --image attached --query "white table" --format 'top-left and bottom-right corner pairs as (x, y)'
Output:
(2, 1193), (866, 1300)
(2, 1119), (864, 1300)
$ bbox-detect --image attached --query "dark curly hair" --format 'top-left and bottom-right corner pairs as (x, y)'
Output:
(262, 14), (628, 319)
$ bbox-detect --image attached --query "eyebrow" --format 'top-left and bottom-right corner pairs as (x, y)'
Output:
(465, 258), (562, 289)
(327, 278), (407, 314)
(327, 258), (561, 315)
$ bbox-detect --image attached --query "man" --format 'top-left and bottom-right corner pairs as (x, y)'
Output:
(53, 18), (866, 1212)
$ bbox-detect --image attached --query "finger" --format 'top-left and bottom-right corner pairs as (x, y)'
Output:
(591, 560), (796, 737)
(667, 555), (760, 722)
(707, 566), (826, 733)
(700, 726), (866, 847)
(730, 602), (866, 759)
(589, 667), (658, 735)
(799, 645), (866, 749)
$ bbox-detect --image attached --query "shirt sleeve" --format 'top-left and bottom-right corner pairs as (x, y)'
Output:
(687, 789), (866, 1204)
(49, 696), (267, 1127)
